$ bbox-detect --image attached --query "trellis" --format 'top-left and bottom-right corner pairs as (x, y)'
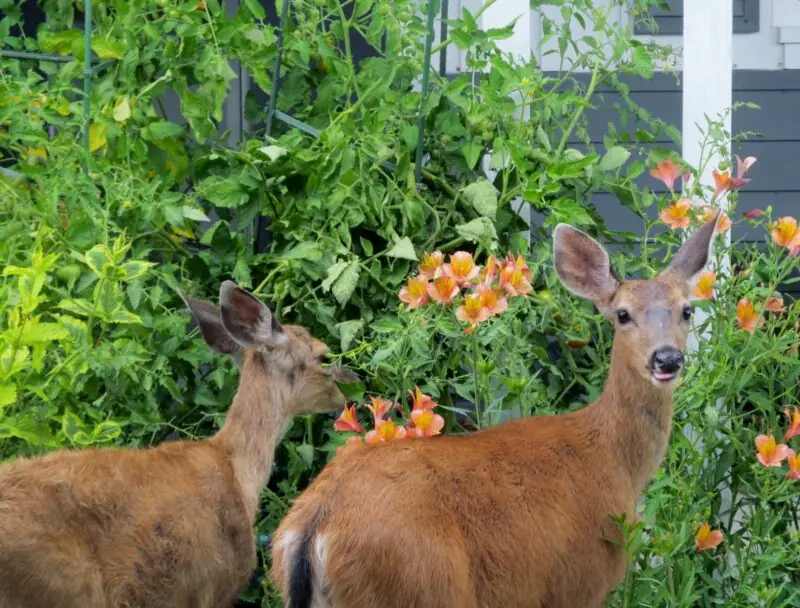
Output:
(0, 0), (450, 182)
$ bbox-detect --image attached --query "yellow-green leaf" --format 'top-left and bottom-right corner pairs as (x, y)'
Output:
(19, 323), (69, 345)
(113, 96), (131, 122)
(88, 123), (107, 152)
(0, 384), (16, 409)
(91, 37), (124, 60)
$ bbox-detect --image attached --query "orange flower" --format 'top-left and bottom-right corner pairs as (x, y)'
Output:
(755, 434), (792, 467)
(195, 0), (206, 10)
(712, 169), (732, 198)
(789, 231), (800, 257)
(498, 255), (533, 297)
(427, 275), (459, 304)
(771, 217), (799, 248)
(475, 283), (509, 317)
(366, 396), (394, 425)
(456, 292), (491, 327)
(333, 405), (364, 433)
(764, 296), (784, 314)
(649, 159), (683, 190)
(784, 407), (800, 441)
(699, 208), (732, 234)
(365, 419), (407, 444)
(408, 408), (445, 439)
(787, 450), (800, 481)
(409, 386), (437, 411)
(418, 251), (444, 280)
(730, 155), (756, 190)
(479, 255), (500, 285)
(660, 198), (693, 230)
(736, 298), (764, 333)
(695, 523), (724, 552)
(399, 276), (429, 309)
(442, 251), (479, 286)
(692, 271), (716, 300)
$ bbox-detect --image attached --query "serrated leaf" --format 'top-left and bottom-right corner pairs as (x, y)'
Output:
(277, 242), (323, 262)
(461, 140), (482, 169)
(58, 299), (95, 317)
(91, 37), (124, 60)
(296, 443), (315, 467)
(88, 123), (107, 152)
(385, 237), (417, 261)
(145, 120), (183, 140)
(84, 245), (114, 277)
(121, 261), (153, 282)
(201, 178), (249, 208)
(598, 146), (630, 172)
(127, 282), (143, 310)
(322, 261), (349, 292)
(181, 206), (210, 223)
(461, 179), (498, 219)
(336, 319), (363, 352)
(91, 421), (122, 444)
(19, 323), (68, 344)
(112, 96), (131, 122)
(0, 384), (16, 409)
(456, 217), (498, 243)
(243, 0), (266, 20)
(258, 145), (287, 162)
(632, 45), (654, 79)
(106, 308), (142, 324)
(331, 262), (360, 306)
(335, 380), (365, 403)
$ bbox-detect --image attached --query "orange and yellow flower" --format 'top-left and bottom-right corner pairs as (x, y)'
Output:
(409, 386), (437, 411)
(649, 159), (683, 191)
(333, 405), (364, 434)
(712, 169), (732, 198)
(442, 251), (480, 286)
(736, 298), (764, 333)
(692, 271), (716, 300)
(399, 276), (429, 309)
(366, 396), (394, 425)
(764, 296), (784, 314)
(787, 450), (800, 481)
(365, 419), (407, 444)
(456, 292), (491, 327)
(479, 255), (500, 285)
(498, 255), (533, 297)
(475, 283), (509, 317)
(695, 523), (724, 552)
(755, 434), (792, 467)
(418, 251), (444, 280)
(771, 216), (799, 248)
(700, 207), (732, 233)
(408, 408), (445, 439)
(427, 275), (460, 304)
(789, 231), (800, 257)
(784, 406), (800, 441)
(660, 198), (693, 230)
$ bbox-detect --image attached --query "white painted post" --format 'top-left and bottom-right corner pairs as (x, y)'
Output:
(682, 0), (733, 349)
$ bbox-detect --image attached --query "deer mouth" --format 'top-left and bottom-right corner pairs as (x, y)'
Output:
(651, 370), (677, 383)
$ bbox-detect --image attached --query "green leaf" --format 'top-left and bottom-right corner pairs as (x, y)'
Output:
(91, 37), (124, 60)
(322, 261), (349, 293)
(58, 299), (95, 318)
(0, 384), (17, 408)
(112, 96), (131, 122)
(39, 30), (82, 56)
(456, 217), (498, 244)
(277, 242), (323, 262)
(331, 262), (360, 306)
(19, 323), (68, 344)
(336, 319), (363, 352)
(106, 309), (142, 324)
(461, 179), (498, 219)
(632, 46), (654, 79)
(84, 245), (114, 277)
(598, 146), (631, 172)
(88, 123), (107, 152)
(461, 140), (482, 169)
(296, 443), (315, 467)
(181, 206), (211, 223)
(201, 178), (249, 208)
(243, 0), (266, 20)
(121, 261), (154, 282)
(145, 120), (183, 141)
(385, 237), (418, 261)
(127, 282), (143, 310)
(91, 421), (122, 444)
(258, 145), (287, 162)
(335, 380), (365, 403)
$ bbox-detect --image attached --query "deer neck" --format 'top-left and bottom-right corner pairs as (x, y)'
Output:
(213, 354), (293, 521)
(590, 341), (675, 495)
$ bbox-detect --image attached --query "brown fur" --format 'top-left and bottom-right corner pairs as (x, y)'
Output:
(0, 281), (357, 608)
(271, 216), (720, 608)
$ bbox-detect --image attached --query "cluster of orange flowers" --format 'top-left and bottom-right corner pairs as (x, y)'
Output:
(692, 272), (785, 333)
(399, 250), (532, 332)
(770, 216), (800, 257)
(333, 387), (446, 451)
(754, 407), (800, 479)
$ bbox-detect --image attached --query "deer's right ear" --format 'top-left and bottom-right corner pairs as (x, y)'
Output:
(553, 224), (619, 306)
(179, 293), (241, 356)
(218, 281), (286, 349)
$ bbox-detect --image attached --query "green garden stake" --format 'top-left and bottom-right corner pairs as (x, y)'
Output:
(266, 0), (291, 138)
(82, 0), (93, 158)
(439, 0), (448, 76)
(414, 0), (438, 183)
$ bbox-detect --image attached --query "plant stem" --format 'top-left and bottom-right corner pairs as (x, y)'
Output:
(471, 332), (481, 429)
(555, 63), (601, 156)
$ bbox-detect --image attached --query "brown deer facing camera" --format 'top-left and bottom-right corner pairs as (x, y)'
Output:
(272, 215), (720, 608)
(0, 281), (357, 608)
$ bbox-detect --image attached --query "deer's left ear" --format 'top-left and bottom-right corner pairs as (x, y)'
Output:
(218, 281), (286, 349)
(661, 212), (719, 285)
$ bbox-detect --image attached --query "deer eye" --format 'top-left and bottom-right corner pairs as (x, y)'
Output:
(682, 305), (693, 321)
(616, 309), (632, 325)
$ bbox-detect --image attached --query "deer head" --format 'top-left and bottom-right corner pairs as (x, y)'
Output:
(181, 281), (359, 415)
(554, 214), (719, 387)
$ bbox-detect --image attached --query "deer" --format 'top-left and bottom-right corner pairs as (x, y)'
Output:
(0, 280), (358, 608)
(271, 214), (721, 608)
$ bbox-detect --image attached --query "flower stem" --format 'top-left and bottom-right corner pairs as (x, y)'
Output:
(471, 332), (481, 429)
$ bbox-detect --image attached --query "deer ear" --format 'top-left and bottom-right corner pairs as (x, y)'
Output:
(180, 293), (241, 356)
(218, 281), (286, 349)
(553, 224), (619, 307)
(661, 212), (719, 284)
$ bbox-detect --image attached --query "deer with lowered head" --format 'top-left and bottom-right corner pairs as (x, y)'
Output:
(271, 215), (721, 608)
(0, 281), (358, 608)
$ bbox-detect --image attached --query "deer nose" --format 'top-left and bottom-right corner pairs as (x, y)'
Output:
(650, 346), (684, 374)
